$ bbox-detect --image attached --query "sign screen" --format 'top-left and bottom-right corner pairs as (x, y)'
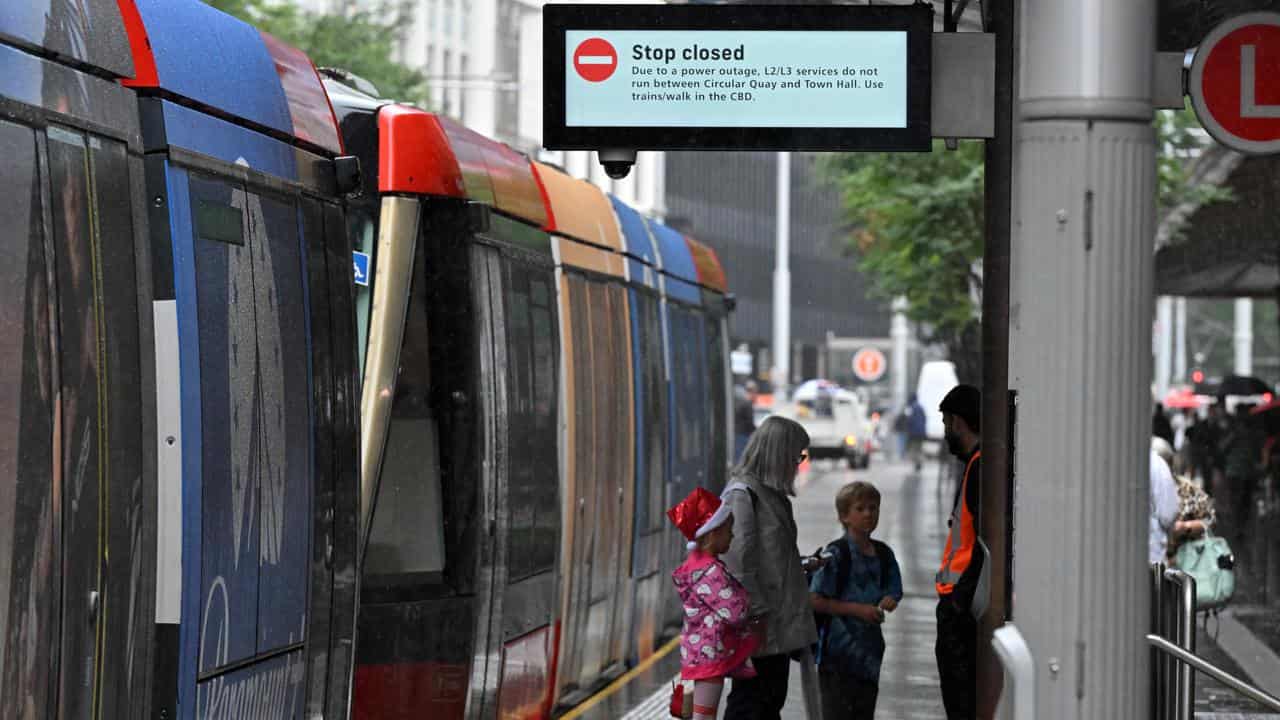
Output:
(545, 4), (931, 152)
(566, 30), (908, 129)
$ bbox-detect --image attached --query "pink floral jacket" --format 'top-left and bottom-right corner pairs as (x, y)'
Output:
(672, 549), (758, 680)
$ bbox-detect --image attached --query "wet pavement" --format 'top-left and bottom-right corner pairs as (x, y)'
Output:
(585, 454), (1280, 719)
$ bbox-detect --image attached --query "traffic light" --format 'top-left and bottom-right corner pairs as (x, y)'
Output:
(1192, 369), (1205, 384)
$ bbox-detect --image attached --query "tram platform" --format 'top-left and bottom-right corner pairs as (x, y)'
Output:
(571, 455), (1280, 719)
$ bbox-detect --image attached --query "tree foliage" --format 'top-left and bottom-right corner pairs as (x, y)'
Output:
(823, 112), (1234, 385)
(1156, 103), (1235, 223)
(821, 140), (986, 382)
(206, 0), (427, 105)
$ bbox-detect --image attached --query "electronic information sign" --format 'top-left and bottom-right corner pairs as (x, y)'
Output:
(544, 4), (932, 152)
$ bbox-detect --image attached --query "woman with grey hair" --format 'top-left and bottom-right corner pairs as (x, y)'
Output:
(720, 416), (819, 720)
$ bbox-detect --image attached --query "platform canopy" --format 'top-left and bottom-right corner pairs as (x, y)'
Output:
(1154, 147), (1280, 298)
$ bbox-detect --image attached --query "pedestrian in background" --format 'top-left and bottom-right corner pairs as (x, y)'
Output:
(934, 385), (982, 720)
(1221, 404), (1263, 539)
(1153, 403), (1175, 447)
(721, 417), (819, 720)
(892, 408), (909, 462)
(1153, 437), (1216, 562)
(810, 481), (903, 720)
(1150, 443), (1180, 566)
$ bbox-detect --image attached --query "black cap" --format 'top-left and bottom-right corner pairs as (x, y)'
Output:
(940, 384), (981, 432)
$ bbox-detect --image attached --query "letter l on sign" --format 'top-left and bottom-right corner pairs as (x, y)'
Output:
(1241, 46), (1280, 117)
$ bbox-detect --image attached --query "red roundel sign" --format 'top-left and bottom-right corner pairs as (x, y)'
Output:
(852, 348), (887, 383)
(574, 38), (618, 83)
(1190, 12), (1280, 154)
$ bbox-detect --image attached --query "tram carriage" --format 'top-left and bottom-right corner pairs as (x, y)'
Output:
(325, 80), (733, 718)
(0, 1), (360, 717)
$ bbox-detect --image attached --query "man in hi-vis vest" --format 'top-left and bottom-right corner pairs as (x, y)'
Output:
(934, 385), (983, 719)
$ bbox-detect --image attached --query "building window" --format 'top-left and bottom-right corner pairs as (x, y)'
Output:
(444, 0), (454, 37)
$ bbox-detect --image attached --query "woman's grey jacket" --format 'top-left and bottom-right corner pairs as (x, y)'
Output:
(720, 474), (818, 657)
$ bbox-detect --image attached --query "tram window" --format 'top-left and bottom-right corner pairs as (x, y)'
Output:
(0, 119), (56, 711)
(365, 239), (447, 581)
(503, 260), (558, 582)
(633, 292), (667, 536)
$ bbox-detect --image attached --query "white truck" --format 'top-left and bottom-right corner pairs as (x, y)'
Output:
(773, 381), (875, 469)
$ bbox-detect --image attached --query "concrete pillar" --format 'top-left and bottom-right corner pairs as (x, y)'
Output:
(1235, 298), (1253, 376)
(891, 296), (910, 411)
(1009, 0), (1156, 717)
(1157, 296), (1173, 399)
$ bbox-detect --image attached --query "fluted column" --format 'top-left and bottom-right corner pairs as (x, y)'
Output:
(1009, 1), (1157, 717)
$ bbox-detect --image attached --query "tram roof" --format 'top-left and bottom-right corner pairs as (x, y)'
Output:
(609, 195), (661, 267)
(377, 104), (548, 227)
(117, 0), (342, 155)
(1, 0), (135, 79)
(685, 236), (728, 294)
(647, 218), (700, 289)
(533, 162), (625, 253)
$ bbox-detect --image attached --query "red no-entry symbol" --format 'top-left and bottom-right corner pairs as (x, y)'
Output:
(852, 348), (886, 383)
(1191, 12), (1280, 154)
(574, 38), (618, 83)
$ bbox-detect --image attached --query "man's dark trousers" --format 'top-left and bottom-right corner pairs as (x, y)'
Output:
(724, 654), (790, 720)
(935, 598), (977, 719)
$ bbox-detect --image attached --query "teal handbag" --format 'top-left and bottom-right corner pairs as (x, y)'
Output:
(1174, 528), (1236, 612)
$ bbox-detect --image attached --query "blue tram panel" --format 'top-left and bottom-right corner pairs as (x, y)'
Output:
(119, 1), (357, 718)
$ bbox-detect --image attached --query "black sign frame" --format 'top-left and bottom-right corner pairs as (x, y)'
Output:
(543, 3), (933, 152)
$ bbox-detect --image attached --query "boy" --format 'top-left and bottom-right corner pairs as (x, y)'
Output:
(809, 481), (903, 720)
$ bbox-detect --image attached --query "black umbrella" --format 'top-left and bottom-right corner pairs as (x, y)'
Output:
(1218, 375), (1272, 397)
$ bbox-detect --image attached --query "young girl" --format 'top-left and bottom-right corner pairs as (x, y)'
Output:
(668, 487), (758, 720)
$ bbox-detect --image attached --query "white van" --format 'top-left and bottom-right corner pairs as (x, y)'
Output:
(916, 361), (959, 441)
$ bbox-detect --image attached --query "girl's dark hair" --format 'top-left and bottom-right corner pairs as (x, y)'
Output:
(732, 416), (810, 496)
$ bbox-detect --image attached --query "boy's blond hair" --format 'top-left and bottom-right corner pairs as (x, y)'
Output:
(835, 481), (881, 525)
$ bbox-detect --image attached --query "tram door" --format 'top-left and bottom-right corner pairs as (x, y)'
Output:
(163, 161), (352, 717)
(0, 120), (149, 718)
(627, 289), (672, 659)
(560, 271), (634, 698)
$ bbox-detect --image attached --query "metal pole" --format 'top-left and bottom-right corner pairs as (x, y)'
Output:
(1151, 564), (1165, 720)
(1235, 298), (1253, 376)
(1010, 0), (1157, 717)
(1174, 298), (1187, 384)
(1157, 297), (1173, 400)
(772, 151), (792, 399)
(1168, 570), (1196, 720)
(979, 0), (1016, 715)
(892, 297), (910, 411)
(1147, 635), (1280, 712)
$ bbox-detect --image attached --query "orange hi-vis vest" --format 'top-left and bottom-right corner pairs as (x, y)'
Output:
(936, 450), (981, 596)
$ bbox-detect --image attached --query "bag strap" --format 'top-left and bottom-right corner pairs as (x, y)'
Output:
(872, 540), (892, 592)
(828, 537), (852, 598)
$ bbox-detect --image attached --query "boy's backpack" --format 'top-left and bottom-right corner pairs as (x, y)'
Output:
(812, 537), (891, 659)
(1174, 528), (1236, 613)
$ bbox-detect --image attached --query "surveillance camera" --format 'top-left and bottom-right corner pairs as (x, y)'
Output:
(602, 161), (633, 180)
(597, 148), (638, 181)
